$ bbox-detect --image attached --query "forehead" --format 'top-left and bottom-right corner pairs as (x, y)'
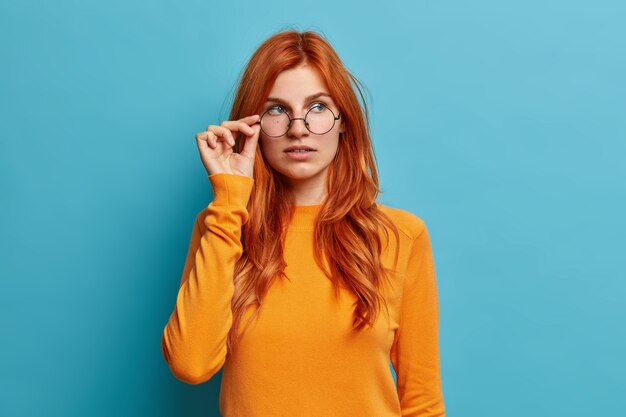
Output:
(267, 65), (330, 100)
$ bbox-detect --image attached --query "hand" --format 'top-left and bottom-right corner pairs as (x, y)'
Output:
(195, 114), (261, 179)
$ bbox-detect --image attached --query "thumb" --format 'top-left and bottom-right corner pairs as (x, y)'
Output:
(240, 121), (261, 160)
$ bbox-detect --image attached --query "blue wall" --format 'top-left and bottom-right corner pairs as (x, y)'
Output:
(1, 1), (624, 416)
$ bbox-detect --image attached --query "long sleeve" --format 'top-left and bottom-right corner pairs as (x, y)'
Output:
(161, 173), (254, 384)
(390, 221), (446, 416)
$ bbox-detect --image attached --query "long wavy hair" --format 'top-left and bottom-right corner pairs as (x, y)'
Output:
(226, 28), (400, 352)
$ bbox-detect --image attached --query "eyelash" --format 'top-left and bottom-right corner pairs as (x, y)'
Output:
(268, 101), (327, 113)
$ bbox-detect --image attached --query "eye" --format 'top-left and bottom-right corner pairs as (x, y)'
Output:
(268, 105), (286, 114)
(309, 102), (327, 112)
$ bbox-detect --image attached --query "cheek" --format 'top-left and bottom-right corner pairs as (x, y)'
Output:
(259, 139), (281, 161)
(326, 138), (340, 155)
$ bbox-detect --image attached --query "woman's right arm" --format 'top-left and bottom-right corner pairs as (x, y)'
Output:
(161, 173), (254, 384)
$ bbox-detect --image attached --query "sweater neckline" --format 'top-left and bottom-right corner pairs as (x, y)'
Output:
(289, 204), (322, 230)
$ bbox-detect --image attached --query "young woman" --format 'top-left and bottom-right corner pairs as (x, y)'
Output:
(161, 29), (446, 416)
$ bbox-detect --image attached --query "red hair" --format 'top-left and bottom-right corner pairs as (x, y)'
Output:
(226, 29), (400, 352)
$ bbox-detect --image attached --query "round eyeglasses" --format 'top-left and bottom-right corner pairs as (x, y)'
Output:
(254, 103), (341, 137)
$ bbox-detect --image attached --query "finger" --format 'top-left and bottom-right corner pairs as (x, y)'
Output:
(221, 119), (255, 136)
(196, 131), (214, 149)
(221, 116), (260, 140)
(234, 114), (261, 136)
(207, 131), (218, 148)
(204, 125), (220, 148)
(209, 125), (235, 147)
(195, 131), (207, 143)
(240, 121), (261, 160)
(239, 114), (260, 124)
(206, 124), (227, 144)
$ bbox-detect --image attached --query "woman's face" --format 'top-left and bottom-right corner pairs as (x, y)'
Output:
(258, 64), (344, 187)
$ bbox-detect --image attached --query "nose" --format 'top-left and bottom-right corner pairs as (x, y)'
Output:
(287, 116), (310, 138)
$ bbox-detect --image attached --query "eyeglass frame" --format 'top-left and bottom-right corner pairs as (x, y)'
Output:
(254, 105), (341, 137)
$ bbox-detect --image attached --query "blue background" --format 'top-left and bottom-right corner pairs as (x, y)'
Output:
(1, 0), (625, 416)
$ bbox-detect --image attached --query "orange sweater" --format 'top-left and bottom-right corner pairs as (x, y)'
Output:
(161, 173), (446, 416)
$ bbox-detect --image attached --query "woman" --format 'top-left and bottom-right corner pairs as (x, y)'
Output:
(161, 29), (446, 416)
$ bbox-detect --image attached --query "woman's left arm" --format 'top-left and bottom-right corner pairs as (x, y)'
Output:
(390, 221), (446, 417)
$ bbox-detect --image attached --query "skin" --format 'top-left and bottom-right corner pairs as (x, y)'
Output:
(195, 63), (343, 206)
(258, 64), (344, 205)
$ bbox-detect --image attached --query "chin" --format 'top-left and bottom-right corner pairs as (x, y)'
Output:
(276, 164), (329, 181)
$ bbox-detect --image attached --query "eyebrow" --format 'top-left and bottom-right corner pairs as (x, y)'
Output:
(265, 92), (332, 107)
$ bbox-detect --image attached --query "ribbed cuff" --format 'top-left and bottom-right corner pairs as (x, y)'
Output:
(208, 173), (254, 207)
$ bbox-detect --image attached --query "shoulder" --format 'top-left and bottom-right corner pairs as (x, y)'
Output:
(375, 203), (427, 241)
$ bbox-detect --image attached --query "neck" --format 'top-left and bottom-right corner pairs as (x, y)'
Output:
(282, 170), (328, 205)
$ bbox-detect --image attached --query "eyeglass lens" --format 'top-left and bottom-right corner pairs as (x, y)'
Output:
(260, 105), (337, 137)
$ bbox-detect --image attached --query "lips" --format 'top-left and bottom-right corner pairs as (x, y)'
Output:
(284, 145), (316, 153)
